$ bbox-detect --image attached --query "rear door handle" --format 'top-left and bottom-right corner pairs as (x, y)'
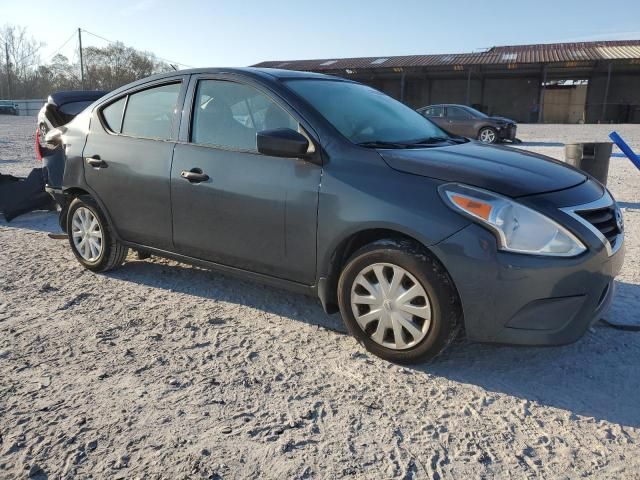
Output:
(86, 155), (106, 168)
(180, 168), (210, 183)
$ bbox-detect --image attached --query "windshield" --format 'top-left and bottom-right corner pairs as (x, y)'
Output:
(286, 79), (449, 145)
(60, 101), (93, 115)
(464, 106), (488, 118)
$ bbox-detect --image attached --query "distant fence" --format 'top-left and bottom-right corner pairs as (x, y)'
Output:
(0, 99), (45, 116)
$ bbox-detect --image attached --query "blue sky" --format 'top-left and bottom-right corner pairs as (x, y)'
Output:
(3, 0), (640, 67)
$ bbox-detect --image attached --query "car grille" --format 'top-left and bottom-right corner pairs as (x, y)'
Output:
(575, 205), (622, 249)
(561, 191), (624, 257)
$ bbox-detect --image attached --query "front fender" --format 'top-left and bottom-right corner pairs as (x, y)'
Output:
(316, 153), (470, 280)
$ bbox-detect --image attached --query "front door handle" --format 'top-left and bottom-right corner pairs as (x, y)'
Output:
(86, 155), (106, 168)
(180, 168), (210, 183)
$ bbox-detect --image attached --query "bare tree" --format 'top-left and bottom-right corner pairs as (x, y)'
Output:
(84, 42), (170, 91)
(1, 24), (173, 99)
(0, 24), (43, 98)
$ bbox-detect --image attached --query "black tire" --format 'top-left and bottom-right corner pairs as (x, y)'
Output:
(66, 196), (128, 272)
(337, 239), (462, 363)
(478, 126), (498, 144)
(58, 205), (68, 233)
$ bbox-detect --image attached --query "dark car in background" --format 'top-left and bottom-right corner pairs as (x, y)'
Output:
(37, 90), (108, 140)
(41, 68), (623, 363)
(417, 104), (517, 144)
(0, 100), (19, 115)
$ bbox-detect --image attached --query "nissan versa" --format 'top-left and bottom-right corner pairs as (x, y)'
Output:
(41, 68), (625, 363)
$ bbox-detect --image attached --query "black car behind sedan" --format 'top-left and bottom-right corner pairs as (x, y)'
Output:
(37, 90), (108, 140)
(417, 104), (517, 144)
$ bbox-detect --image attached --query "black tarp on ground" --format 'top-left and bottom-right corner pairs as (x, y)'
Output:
(0, 173), (21, 186)
(0, 169), (56, 221)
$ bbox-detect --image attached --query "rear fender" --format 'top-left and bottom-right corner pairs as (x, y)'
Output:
(42, 146), (65, 189)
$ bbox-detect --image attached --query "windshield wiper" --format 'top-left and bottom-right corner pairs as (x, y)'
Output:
(404, 136), (454, 145)
(357, 136), (467, 149)
(356, 140), (409, 149)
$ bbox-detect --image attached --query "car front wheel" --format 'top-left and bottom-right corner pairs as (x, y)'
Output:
(337, 239), (462, 363)
(66, 196), (128, 272)
(478, 127), (498, 144)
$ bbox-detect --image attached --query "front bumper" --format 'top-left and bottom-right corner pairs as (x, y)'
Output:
(498, 124), (517, 141)
(430, 223), (624, 345)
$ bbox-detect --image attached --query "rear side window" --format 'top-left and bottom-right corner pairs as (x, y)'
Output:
(423, 106), (444, 117)
(121, 83), (181, 139)
(102, 97), (126, 132)
(191, 80), (297, 150)
(60, 101), (93, 116)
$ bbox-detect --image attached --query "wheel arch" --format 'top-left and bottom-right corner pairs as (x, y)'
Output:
(318, 227), (432, 314)
(61, 186), (121, 240)
(63, 186), (91, 197)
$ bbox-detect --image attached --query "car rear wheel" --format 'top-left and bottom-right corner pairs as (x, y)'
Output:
(66, 196), (128, 272)
(337, 239), (462, 363)
(478, 127), (498, 144)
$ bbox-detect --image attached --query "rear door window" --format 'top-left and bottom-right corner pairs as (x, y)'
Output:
(121, 83), (181, 140)
(101, 97), (127, 133)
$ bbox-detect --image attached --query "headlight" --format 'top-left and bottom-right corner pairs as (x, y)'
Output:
(439, 184), (586, 257)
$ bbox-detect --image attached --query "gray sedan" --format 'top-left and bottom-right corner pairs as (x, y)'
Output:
(418, 104), (517, 144)
(41, 68), (623, 363)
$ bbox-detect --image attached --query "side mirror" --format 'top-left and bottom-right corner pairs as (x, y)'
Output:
(257, 128), (309, 158)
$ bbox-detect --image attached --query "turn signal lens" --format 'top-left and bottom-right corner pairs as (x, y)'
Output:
(440, 184), (587, 257)
(450, 194), (492, 220)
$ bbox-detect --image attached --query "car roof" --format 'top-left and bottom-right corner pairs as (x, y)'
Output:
(95, 67), (352, 107)
(116, 67), (344, 88)
(420, 104), (468, 108)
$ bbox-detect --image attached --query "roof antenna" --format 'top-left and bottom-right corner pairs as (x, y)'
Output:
(170, 64), (178, 71)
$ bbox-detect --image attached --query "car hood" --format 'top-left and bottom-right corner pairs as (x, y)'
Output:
(378, 141), (586, 197)
(489, 116), (515, 124)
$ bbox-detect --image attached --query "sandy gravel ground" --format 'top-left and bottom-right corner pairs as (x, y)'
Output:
(1, 115), (639, 479)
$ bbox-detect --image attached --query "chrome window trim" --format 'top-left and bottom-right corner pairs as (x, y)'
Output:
(560, 191), (624, 257)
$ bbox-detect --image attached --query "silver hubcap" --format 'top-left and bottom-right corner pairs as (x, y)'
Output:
(350, 263), (432, 350)
(71, 207), (103, 262)
(480, 129), (496, 143)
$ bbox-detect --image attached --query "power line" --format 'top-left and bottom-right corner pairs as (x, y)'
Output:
(80, 28), (193, 68)
(42, 30), (77, 62)
(79, 29), (113, 45)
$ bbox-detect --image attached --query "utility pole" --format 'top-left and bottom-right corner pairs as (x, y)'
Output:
(5, 41), (11, 98)
(601, 62), (612, 123)
(78, 28), (85, 89)
(538, 65), (547, 123)
(465, 68), (472, 106)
